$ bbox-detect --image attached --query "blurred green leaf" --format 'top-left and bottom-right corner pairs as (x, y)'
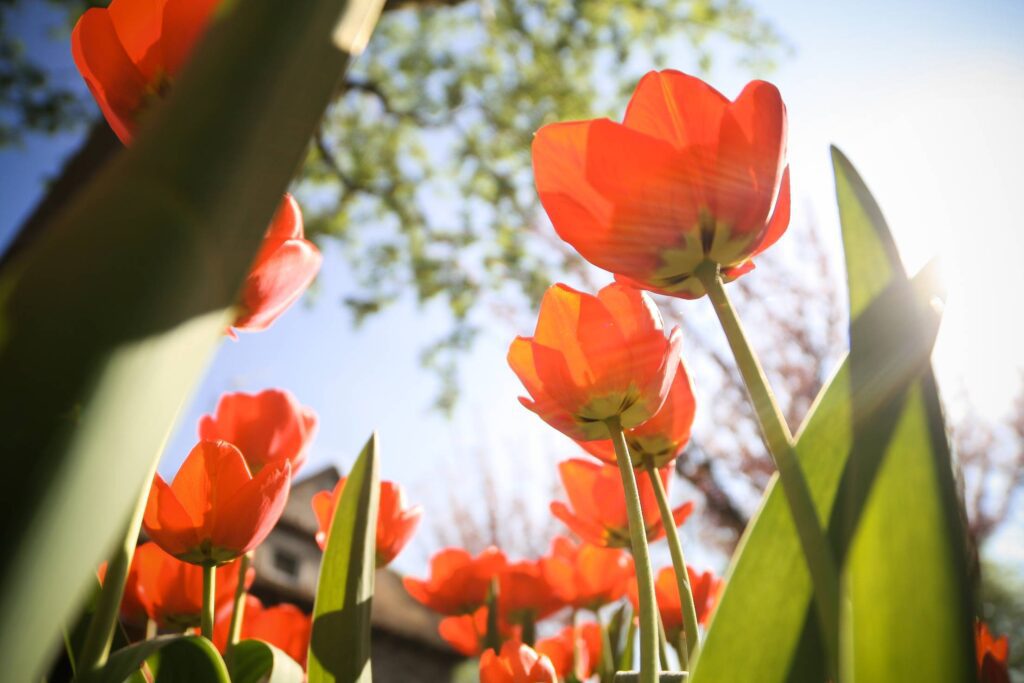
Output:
(58, 577), (140, 682)
(0, 0), (385, 680)
(229, 639), (304, 683)
(307, 433), (380, 683)
(830, 147), (974, 681)
(691, 151), (948, 683)
(76, 635), (227, 683)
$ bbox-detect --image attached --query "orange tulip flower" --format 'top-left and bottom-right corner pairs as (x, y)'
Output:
(404, 546), (507, 615)
(311, 478), (422, 567)
(115, 542), (253, 629)
(231, 194), (323, 335)
(71, 0), (218, 145)
(509, 282), (682, 441)
(438, 606), (520, 656)
(480, 641), (558, 683)
(536, 622), (602, 681)
(579, 360), (695, 468)
(628, 565), (722, 641)
(498, 559), (565, 624)
(198, 388), (318, 475)
(213, 595), (311, 668)
(143, 440), (291, 564)
(550, 458), (693, 548)
(976, 621), (1010, 683)
(533, 69), (790, 299)
(540, 536), (632, 610)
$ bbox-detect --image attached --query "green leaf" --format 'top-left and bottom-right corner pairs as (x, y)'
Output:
(307, 433), (380, 683)
(830, 147), (974, 682)
(58, 577), (140, 681)
(691, 151), (948, 683)
(0, 1), (385, 680)
(229, 639), (304, 683)
(76, 635), (227, 683)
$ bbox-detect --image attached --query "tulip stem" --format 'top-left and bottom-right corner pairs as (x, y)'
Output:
(225, 552), (252, 661)
(201, 565), (216, 641)
(606, 416), (660, 683)
(643, 458), (700, 668)
(695, 260), (840, 677)
(78, 459), (157, 672)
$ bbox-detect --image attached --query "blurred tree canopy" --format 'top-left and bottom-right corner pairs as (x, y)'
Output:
(3, 0), (784, 408)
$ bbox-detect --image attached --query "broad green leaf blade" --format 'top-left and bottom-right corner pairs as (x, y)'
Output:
(691, 154), (947, 683)
(307, 433), (380, 683)
(831, 147), (974, 681)
(691, 269), (943, 683)
(76, 635), (227, 683)
(0, 0), (385, 680)
(229, 639), (304, 683)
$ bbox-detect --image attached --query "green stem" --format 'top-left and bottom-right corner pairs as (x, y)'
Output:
(607, 416), (660, 683)
(483, 577), (501, 652)
(644, 458), (700, 668)
(77, 460), (157, 672)
(225, 552), (252, 661)
(520, 612), (537, 647)
(696, 260), (840, 677)
(656, 613), (670, 670)
(201, 565), (216, 641)
(594, 608), (616, 683)
(676, 630), (688, 672)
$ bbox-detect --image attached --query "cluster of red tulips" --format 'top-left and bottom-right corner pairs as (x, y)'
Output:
(64, 0), (1013, 682)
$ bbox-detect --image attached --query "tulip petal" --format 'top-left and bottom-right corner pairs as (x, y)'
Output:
(212, 459), (291, 556)
(71, 9), (149, 144)
(143, 476), (201, 558)
(170, 441), (251, 532)
(160, 0), (220, 76)
(550, 502), (607, 548)
(622, 69), (730, 152)
(107, 0), (166, 82)
(234, 238), (322, 332)
(753, 165), (791, 256)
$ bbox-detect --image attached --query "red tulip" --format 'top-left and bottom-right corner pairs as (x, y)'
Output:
(438, 606), (519, 656)
(579, 360), (695, 468)
(118, 542), (253, 629)
(404, 547), (507, 615)
(533, 69), (790, 299)
(536, 622), (602, 681)
(540, 536), (632, 610)
(498, 559), (565, 624)
(976, 621), (1010, 683)
(71, 0), (218, 145)
(213, 595), (311, 668)
(628, 565), (722, 641)
(72, 4), (321, 335)
(232, 194), (323, 335)
(143, 440), (291, 564)
(311, 478), (422, 567)
(550, 458), (693, 548)
(479, 641), (558, 683)
(508, 282), (681, 441)
(198, 388), (318, 475)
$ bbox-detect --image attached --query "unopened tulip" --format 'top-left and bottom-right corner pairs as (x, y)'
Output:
(312, 478), (422, 567)
(509, 282), (681, 441)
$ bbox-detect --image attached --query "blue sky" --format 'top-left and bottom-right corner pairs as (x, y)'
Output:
(1, 0), (1022, 574)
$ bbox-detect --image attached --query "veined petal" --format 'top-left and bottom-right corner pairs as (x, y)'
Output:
(212, 459), (291, 555)
(170, 441), (251, 533)
(143, 476), (201, 558)
(622, 69), (730, 151)
(752, 165), (791, 257)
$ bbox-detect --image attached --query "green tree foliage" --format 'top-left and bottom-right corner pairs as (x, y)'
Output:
(301, 0), (784, 410)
